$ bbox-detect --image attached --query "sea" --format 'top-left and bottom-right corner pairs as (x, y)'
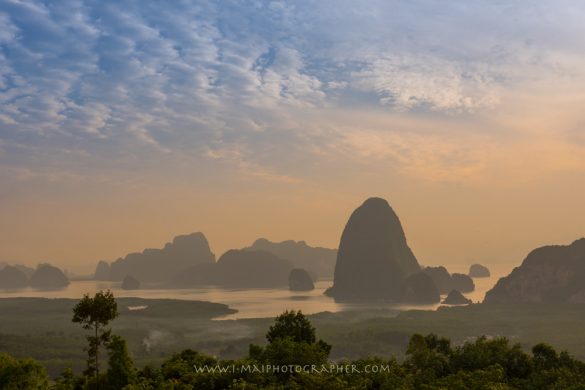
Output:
(0, 263), (515, 320)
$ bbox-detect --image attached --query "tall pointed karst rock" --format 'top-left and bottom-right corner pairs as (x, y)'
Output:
(325, 197), (421, 301)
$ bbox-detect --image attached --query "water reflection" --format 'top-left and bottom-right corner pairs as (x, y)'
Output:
(0, 272), (501, 319)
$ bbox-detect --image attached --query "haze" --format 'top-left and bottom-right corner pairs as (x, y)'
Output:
(1, 0), (585, 273)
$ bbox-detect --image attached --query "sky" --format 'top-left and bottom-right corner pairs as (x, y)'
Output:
(1, 0), (585, 274)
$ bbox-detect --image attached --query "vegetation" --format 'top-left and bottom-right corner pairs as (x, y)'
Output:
(72, 290), (119, 386)
(249, 310), (332, 373)
(0, 352), (49, 389)
(104, 335), (136, 389)
(0, 296), (239, 377)
(0, 298), (585, 390)
(3, 292), (585, 389)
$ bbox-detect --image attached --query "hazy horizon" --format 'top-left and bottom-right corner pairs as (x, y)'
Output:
(0, 195), (577, 276)
(1, 1), (585, 273)
(4, 4), (585, 387)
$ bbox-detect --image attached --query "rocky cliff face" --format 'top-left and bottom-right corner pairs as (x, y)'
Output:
(109, 232), (215, 283)
(0, 265), (28, 289)
(29, 264), (69, 290)
(172, 249), (293, 288)
(403, 272), (440, 304)
(451, 273), (475, 293)
(94, 260), (110, 280)
(423, 266), (452, 293)
(484, 238), (585, 304)
(245, 239), (336, 280)
(289, 268), (315, 291)
(325, 197), (422, 301)
(423, 267), (475, 294)
(16, 264), (35, 278)
(214, 250), (292, 288)
(442, 290), (472, 305)
(121, 275), (140, 290)
(469, 264), (490, 278)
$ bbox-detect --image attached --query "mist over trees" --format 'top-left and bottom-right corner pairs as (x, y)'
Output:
(4, 292), (585, 389)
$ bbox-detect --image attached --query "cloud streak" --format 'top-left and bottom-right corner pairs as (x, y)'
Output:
(0, 0), (584, 186)
(2, 1), (585, 271)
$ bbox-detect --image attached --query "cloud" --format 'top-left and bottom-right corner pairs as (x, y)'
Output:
(204, 145), (302, 184)
(1, 0), (585, 186)
(351, 55), (500, 112)
(339, 128), (490, 183)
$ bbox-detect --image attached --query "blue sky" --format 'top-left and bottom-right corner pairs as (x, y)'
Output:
(1, 1), (585, 270)
(1, 0), (583, 182)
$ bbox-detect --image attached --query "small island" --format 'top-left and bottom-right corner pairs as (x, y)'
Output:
(0, 265), (28, 289)
(288, 268), (315, 291)
(442, 290), (472, 305)
(29, 264), (69, 290)
(469, 264), (491, 278)
(121, 275), (141, 290)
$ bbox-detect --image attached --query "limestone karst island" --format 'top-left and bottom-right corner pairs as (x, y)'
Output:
(2, 1), (585, 388)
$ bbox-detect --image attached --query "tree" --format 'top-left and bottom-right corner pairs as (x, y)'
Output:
(266, 310), (317, 344)
(259, 337), (331, 367)
(250, 310), (331, 371)
(52, 367), (76, 390)
(405, 333), (450, 383)
(532, 343), (559, 371)
(72, 290), (119, 388)
(106, 335), (136, 389)
(0, 352), (49, 390)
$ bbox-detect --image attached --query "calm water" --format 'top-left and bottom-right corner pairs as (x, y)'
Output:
(0, 264), (511, 319)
